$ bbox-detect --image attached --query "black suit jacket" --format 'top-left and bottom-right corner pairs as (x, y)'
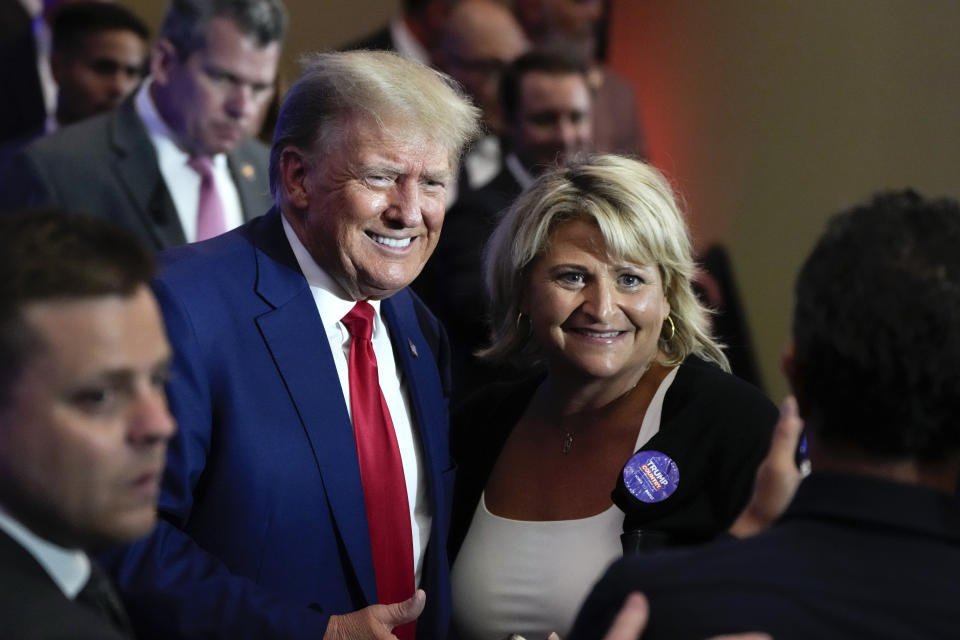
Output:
(0, 529), (129, 640)
(449, 356), (777, 559)
(340, 24), (396, 52)
(571, 473), (960, 640)
(0, 96), (272, 250)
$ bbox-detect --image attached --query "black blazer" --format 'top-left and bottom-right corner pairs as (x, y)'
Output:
(0, 529), (129, 639)
(449, 356), (777, 558)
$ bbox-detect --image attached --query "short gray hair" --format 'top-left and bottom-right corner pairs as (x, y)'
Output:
(160, 0), (287, 58)
(269, 50), (482, 202)
(481, 154), (729, 371)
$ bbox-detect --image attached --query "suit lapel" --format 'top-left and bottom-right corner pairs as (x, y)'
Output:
(108, 99), (185, 248)
(228, 143), (270, 222)
(250, 211), (377, 605)
(382, 293), (449, 522)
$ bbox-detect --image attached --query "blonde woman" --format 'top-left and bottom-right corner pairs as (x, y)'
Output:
(450, 155), (776, 640)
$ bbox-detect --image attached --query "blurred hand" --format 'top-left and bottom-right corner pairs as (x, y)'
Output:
(322, 590), (425, 640)
(601, 592), (649, 640)
(729, 395), (805, 538)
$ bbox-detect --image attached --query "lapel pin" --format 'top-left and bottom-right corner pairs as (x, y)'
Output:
(242, 163), (255, 179)
(408, 339), (419, 357)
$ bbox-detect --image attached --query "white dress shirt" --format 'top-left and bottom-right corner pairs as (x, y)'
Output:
(389, 17), (430, 66)
(281, 216), (431, 586)
(0, 505), (90, 599)
(135, 82), (245, 242)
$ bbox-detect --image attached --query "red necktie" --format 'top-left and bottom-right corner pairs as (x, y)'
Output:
(187, 156), (227, 241)
(342, 301), (416, 640)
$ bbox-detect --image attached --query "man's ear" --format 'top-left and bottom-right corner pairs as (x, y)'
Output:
(781, 341), (809, 419)
(150, 38), (178, 86)
(279, 146), (310, 210)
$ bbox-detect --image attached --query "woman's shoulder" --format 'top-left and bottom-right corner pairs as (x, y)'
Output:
(667, 355), (778, 426)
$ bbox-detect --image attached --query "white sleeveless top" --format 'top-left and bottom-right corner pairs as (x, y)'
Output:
(451, 368), (678, 640)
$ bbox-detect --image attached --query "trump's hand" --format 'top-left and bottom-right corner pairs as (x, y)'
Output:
(323, 590), (425, 640)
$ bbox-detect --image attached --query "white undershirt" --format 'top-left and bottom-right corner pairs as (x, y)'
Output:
(451, 367), (678, 639)
(504, 152), (534, 190)
(135, 82), (245, 242)
(0, 505), (90, 599)
(282, 216), (430, 586)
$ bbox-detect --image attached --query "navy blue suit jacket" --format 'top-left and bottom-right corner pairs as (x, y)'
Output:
(106, 209), (455, 639)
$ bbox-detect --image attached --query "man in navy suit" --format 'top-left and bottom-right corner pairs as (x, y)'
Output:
(571, 190), (960, 640)
(0, 0), (286, 250)
(106, 50), (480, 640)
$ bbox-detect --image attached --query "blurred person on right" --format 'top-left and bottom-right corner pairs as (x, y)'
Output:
(571, 190), (960, 640)
(449, 155), (777, 639)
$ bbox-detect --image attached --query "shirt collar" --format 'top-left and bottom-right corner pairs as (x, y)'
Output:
(0, 505), (90, 598)
(280, 214), (383, 335)
(505, 152), (535, 190)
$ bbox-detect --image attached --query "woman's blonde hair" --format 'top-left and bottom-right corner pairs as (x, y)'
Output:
(480, 154), (729, 371)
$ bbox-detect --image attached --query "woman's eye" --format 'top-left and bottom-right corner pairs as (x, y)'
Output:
(558, 272), (585, 285)
(619, 273), (644, 287)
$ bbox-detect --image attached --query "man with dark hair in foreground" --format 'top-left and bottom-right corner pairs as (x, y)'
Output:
(0, 210), (175, 639)
(572, 190), (960, 640)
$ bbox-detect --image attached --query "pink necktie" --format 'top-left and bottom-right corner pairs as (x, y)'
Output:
(341, 302), (416, 640)
(187, 156), (227, 241)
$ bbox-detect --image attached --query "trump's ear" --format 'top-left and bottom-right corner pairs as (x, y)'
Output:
(781, 341), (809, 419)
(279, 146), (310, 210)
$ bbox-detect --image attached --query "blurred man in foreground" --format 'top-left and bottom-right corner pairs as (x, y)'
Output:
(0, 210), (175, 639)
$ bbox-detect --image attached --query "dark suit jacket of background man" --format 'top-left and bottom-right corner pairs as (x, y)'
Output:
(103, 209), (456, 639)
(571, 473), (960, 640)
(0, 529), (128, 640)
(0, 96), (272, 250)
(412, 164), (523, 405)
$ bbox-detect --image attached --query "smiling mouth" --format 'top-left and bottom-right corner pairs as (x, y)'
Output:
(569, 329), (626, 338)
(367, 232), (412, 249)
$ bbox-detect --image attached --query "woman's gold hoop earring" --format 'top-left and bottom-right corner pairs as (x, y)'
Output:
(516, 312), (532, 338)
(663, 315), (676, 342)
